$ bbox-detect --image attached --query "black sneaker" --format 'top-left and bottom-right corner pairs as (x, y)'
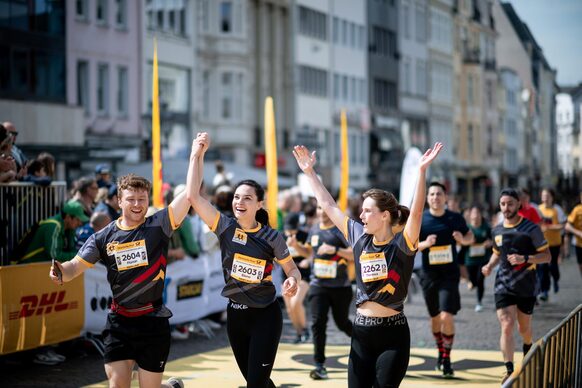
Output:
(435, 353), (443, 371)
(442, 358), (454, 378)
(301, 328), (311, 343)
(310, 364), (328, 380)
(293, 334), (302, 344)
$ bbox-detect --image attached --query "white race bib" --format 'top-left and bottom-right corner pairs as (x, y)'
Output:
(231, 253), (266, 283)
(360, 252), (387, 283)
(313, 259), (337, 279)
(428, 245), (453, 265)
(469, 244), (486, 257)
(114, 240), (149, 271)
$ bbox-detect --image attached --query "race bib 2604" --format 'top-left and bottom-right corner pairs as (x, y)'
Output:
(114, 240), (149, 271)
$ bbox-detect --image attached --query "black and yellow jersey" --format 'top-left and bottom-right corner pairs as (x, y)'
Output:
(344, 217), (417, 312)
(209, 213), (292, 308)
(306, 223), (350, 288)
(76, 208), (178, 316)
(492, 216), (548, 297)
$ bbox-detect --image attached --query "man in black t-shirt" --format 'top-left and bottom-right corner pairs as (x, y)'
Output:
(482, 188), (550, 384)
(418, 182), (474, 378)
(49, 142), (198, 388)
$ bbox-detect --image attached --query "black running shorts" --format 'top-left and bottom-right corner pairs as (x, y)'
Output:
(102, 313), (171, 372)
(494, 294), (536, 315)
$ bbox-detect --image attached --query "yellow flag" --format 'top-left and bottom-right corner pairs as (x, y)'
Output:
(339, 109), (349, 212)
(152, 39), (163, 208)
(264, 97), (278, 228)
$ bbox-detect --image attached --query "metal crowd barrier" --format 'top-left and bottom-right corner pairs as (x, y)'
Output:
(0, 182), (67, 265)
(504, 304), (582, 388)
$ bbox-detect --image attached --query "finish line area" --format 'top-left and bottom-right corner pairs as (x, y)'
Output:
(85, 344), (510, 387)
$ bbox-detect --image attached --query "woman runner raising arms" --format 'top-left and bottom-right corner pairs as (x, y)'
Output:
(293, 142), (443, 388)
(187, 133), (301, 388)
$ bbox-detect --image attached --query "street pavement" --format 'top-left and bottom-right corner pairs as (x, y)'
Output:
(1, 256), (580, 387)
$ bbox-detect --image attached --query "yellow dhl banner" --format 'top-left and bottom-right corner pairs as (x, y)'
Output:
(0, 262), (84, 355)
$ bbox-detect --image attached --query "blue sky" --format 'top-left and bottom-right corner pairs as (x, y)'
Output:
(507, 0), (582, 86)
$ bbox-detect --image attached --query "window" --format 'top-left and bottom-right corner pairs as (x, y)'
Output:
(221, 72), (231, 118)
(374, 78), (397, 108)
(220, 1), (232, 33)
(200, 0), (209, 31)
(77, 60), (89, 113)
(97, 63), (109, 114)
(115, 0), (127, 28)
(416, 60), (427, 96)
(333, 17), (340, 43)
(350, 23), (356, 47)
(76, 0), (88, 20)
(468, 124), (474, 155)
(117, 66), (128, 117)
(402, 58), (410, 93)
(202, 70), (210, 119)
(370, 26), (396, 57)
(467, 74), (474, 105)
(486, 79), (493, 107)
(403, 2), (409, 38)
(415, 2), (426, 42)
(97, 0), (108, 24)
(298, 6), (327, 41)
(299, 65), (328, 97)
(334, 73), (340, 99)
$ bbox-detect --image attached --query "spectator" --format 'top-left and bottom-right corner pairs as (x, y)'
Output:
(212, 160), (231, 191)
(71, 176), (99, 216)
(0, 125), (17, 183)
(168, 184), (200, 261)
(20, 159), (52, 186)
(95, 163), (113, 188)
(13, 200), (89, 264)
(94, 184), (121, 221)
(2, 121), (27, 171)
(37, 152), (56, 179)
(76, 211), (112, 249)
(213, 184), (234, 217)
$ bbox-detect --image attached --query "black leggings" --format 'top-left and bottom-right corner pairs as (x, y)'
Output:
(227, 300), (282, 388)
(537, 245), (561, 293)
(309, 285), (353, 364)
(466, 263), (486, 303)
(348, 312), (410, 388)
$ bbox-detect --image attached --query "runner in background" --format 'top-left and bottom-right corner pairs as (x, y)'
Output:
(482, 188), (550, 384)
(418, 182), (474, 378)
(464, 206), (492, 312)
(565, 190), (582, 277)
(288, 205), (354, 380)
(537, 188), (565, 300)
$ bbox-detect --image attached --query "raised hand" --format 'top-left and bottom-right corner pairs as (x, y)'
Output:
(419, 142), (443, 172)
(292, 145), (317, 174)
(192, 132), (210, 157)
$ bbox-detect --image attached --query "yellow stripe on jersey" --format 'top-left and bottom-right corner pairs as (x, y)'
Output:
(210, 212), (220, 232)
(168, 206), (179, 230)
(492, 248), (500, 255)
(75, 255), (94, 268)
(276, 255), (293, 265)
(403, 231), (418, 251)
(342, 216), (349, 240)
(536, 243), (549, 252)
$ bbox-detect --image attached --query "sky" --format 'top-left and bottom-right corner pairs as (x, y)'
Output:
(506, 0), (582, 86)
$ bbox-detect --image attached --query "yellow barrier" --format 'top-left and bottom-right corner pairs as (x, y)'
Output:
(505, 304), (582, 387)
(0, 262), (84, 355)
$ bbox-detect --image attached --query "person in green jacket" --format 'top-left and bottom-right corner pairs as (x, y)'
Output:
(15, 200), (89, 263)
(464, 205), (493, 312)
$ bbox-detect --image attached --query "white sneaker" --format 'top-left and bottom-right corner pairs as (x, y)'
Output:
(475, 304), (483, 312)
(166, 377), (184, 388)
(203, 319), (222, 330)
(171, 328), (189, 340)
(45, 349), (66, 362)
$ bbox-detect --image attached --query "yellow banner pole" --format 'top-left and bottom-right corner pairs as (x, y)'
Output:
(339, 109), (349, 212)
(264, 97), (279, 228)
(152, 38), (164, 208)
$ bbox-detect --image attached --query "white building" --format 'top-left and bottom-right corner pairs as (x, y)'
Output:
(428, 0), (454, 185)
(67, 0), (142, 161)
(144, 0), (196, 161)
(556, 93), (576, 177)
(399, 0), (429, 151)
(294, 0), (369, 191)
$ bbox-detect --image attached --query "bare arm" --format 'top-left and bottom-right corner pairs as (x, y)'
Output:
(186, 133), (220, 229)
(566, 222), (582, 239)
(293, 146), (346, 230)
(403, 143), (443, 245)
(481, 251), (500, 277)
(280, 259), (301, 297)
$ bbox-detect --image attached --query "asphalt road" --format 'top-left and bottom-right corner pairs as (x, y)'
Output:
(1, 256), (580, 387)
